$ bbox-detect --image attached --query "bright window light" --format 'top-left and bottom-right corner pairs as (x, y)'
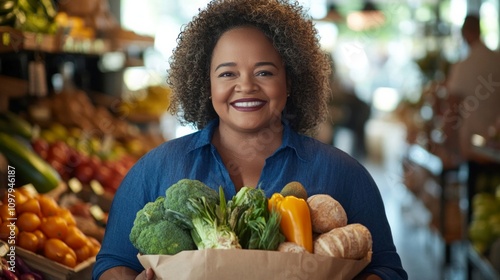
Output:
(373, 87), (400, 112)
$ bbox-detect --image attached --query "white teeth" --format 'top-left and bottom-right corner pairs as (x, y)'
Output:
(233, 101), (264, 107)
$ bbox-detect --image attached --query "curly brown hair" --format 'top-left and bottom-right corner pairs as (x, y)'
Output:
(167, 0), (332, 135)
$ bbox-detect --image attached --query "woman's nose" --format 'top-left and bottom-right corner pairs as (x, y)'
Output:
(235, 74), (258, 93)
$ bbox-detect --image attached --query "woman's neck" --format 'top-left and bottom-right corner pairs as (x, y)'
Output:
(213, 122), (284, 160)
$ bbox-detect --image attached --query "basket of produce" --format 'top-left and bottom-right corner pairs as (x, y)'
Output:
(133, 179), (372, 280)
(0, 186), (101, 280)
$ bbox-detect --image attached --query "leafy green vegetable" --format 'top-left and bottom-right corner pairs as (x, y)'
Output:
(228, 187), (285, 250)
(164, 179), (219, 217)
(186, 187), (241, 249)
(129, 196), (196, 255)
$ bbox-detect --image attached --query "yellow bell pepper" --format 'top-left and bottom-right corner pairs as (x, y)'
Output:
(268, 193), (313, 253)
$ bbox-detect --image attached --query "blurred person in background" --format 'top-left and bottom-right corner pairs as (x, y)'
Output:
(445, 14), (500, 162)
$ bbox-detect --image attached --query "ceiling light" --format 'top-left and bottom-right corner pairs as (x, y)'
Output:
(317, 3), (344, 23)
(347, 1), (385, 31)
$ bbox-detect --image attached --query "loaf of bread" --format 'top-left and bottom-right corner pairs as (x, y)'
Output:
(307, 194), (347, 233)
(313, 223), (372, 260)
(277, 242), (308, 253)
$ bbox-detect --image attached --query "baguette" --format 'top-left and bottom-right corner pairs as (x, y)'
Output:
(307, 194), (347, 233)
(313, 223), (372, 260)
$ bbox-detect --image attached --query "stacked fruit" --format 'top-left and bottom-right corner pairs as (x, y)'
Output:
(0, 187), (101, 268)
(31, 123), (136, 194)
(0, 0), (58, 33)
(468, 187), (500, 255)
(119, 85), (172, 117)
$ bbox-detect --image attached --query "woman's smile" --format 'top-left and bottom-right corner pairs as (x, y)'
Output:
(230, 98), (267, 111)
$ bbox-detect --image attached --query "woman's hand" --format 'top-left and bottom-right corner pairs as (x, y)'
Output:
(135, 268), (155, 280)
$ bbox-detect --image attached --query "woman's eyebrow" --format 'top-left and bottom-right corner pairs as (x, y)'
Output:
(255, 62), (278, 68)
(215, 62), (236, 71)
(215, 61), (278, 71)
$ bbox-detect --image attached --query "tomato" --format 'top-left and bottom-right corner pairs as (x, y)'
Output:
(44, 238), (70, 264)
(64, 226), (87, 249)
(0, 221), (18, 242)
(38, 195), (60, 217)
(40, 216), (68, 239)
(17, 212), (42, 232)
(18, 231), (39, 253)
(57, 208), (76, 226)
(33, 229), (47, 251)
(17, 198), (42, 216)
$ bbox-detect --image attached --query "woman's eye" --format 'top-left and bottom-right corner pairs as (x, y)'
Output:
(218, 72), (234, 78)
(256, 71), (273, 76)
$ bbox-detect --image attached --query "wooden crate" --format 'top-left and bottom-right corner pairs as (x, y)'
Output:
(15, 247), (94, 280)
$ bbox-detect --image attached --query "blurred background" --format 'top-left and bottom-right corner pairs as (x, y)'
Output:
(1, 0), (499, 279)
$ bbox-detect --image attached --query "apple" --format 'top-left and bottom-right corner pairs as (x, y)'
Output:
(31, 138), (49, 159)
(74, 162), (95, 184)
(95, 165), (113, 189)
(46, 140), (70, 165)
(47, 158), (70, 180)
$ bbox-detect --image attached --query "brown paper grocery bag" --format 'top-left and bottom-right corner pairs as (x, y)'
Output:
(138, 249), (370, 280)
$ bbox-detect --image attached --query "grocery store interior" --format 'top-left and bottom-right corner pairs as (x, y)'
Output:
(1, 0), (500, 279)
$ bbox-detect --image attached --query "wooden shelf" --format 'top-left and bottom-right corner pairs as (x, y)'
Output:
(472, 145), (500, 163)
(0, 27), (153, 55)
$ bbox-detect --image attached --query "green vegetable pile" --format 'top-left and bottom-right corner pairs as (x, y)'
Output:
(129, 179), (284, 255)
(0, 0), (58, 33)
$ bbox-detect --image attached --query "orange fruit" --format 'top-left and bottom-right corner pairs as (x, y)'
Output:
(33, 229), (47, 251)
(74, 244), (91, 263)
(18, 231), (39, 253)
(44, 238), (70, 264)
(40, 216), (68, 239)
(0, 204), (14, 221)
(62, 252), (77, 268)
(64, 226), (87, 249)
(0, 221), (18, 242)
(38, 195), (60, 217)
(16, 186), (37, 199)
(57, 208), (76, 226)
(87, 236), (101, 257)
(16, 198), (41, 216)
(17, 212), (41, 232)
(3, 190), (28, 205)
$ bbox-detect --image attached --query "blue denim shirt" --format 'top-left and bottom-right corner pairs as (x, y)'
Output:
(93, 119), (407, 279)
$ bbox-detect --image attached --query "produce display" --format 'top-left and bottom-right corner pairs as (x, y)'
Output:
(1, 251), (43, 280)
(0, 186), (101, 268)
(0, 0), (57, 33)
(130, 179), (373, 261)
(468, 188), (500, 255)
(119, 85), (172, 118)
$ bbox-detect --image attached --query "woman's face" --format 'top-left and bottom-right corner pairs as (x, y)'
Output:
(210, 26), (288, 133)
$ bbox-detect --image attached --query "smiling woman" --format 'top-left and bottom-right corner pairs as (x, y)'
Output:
(93, 1), (408, 279)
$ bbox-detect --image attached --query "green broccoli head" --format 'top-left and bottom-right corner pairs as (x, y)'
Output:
(132, 219), (196, 255)
(130, 196), (167, 247)
(164, 179), (219, 216)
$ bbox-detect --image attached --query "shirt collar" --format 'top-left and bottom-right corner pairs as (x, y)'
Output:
(186, 118), (313, 162)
